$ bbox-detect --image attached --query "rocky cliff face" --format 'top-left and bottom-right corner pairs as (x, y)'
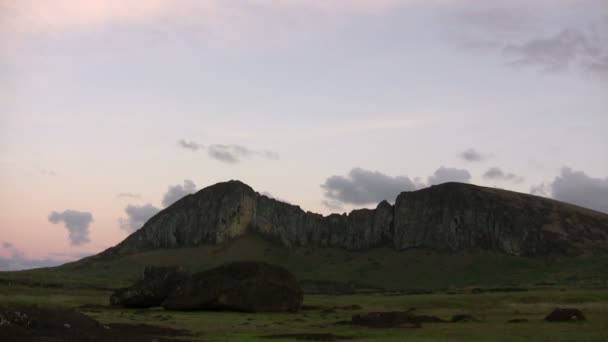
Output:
(104, 180), (608, 257)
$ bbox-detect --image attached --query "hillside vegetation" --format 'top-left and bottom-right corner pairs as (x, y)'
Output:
(2, 234), (608, 291)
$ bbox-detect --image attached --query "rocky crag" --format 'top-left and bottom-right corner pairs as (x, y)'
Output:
(102, 180), (608, 257)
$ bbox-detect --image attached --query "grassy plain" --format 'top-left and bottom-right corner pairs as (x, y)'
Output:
(1, 283), (607, 341)
(1, 234), (608, 341)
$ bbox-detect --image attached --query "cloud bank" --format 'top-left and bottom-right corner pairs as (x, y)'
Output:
(0, 242), (86, 271)
(459, 148), (485, 162)
(177, 139), (204, 151)
(504, 28), (606, 74)
(427, 166), (471, 185)
(48, 210), (93, 245)
(177, 140), (279, 164)
(119, 179), (197, 233)
(119, 204), (161, 233)
(117, 192), (141, 199)
(321, 168), (418, 205)
(322, 166), (473, 209)
(532, 167), (608, 213)
(162, 179), (197, 207)
(483, 167), (524, 183)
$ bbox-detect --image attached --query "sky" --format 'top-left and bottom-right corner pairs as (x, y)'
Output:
(1, 0), (607, 270)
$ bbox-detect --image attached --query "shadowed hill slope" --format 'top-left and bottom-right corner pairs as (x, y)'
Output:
(5, 234), (608, 291)
(100, 180), (608, 258)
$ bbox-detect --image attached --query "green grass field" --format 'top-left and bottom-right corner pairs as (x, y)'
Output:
(1, 283), (607, 341)
(2, 235), (608, 341)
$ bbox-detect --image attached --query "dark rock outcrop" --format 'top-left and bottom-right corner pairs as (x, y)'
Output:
(507, 318), (528, 323)
(162, 262), (303, 312)
(110, 266), (188, 308)
(111, 262), (302, 313)
(100, 180), (608, 258)
(544, 308), (586, 321)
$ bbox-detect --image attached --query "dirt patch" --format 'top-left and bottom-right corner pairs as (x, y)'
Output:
(262, 333), (357, 340)
(0, 305), (191, 342)
(544, 308), (586, 322)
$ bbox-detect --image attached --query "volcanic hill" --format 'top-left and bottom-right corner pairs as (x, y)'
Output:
(102, 180), (608, 258)
(6, 180), (608, 292)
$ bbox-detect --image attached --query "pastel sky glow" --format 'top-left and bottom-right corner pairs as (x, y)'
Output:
(1, 0), (607, 270)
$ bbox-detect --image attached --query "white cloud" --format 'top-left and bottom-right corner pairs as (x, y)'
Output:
(531, 167), (608, 213)
(427, 166), (471, 185)
(119, 204), (160, 233)
(162, 180), (196, 207)
(48, 210), (93, 246)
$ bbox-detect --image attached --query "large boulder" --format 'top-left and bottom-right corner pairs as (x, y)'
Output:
(162, 262), (303, 312)
(110, 266), (188, 308)
(544, 308), (586, 322)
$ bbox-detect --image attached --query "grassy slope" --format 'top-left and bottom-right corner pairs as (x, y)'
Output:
(2, 234), (608, 341)
(2, 234), (608, 291)
(1, 283), (607, 341)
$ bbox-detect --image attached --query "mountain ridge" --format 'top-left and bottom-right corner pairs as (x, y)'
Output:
(99, 180), (608, 258)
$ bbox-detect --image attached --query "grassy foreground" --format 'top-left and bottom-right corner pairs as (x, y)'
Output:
(2, 235), (608, 340)
(1, 282), (607, 341)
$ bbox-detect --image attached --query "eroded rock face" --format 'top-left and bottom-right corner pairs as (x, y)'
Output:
(162, 262), (303, 312)
(102, 180), (608, 258)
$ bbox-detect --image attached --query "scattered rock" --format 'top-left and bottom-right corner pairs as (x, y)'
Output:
(535, 281), (557, 286)
(544, 308), (586, 322)
(162, 262), (303, 312)
(507, 319), (528, 323)
(451, 314), (477, 322)
(404, 289), (434, 295)
(262, 333), (356, 340)
(301, 304), (362, 312)
(349, 311), (482, 327)
(350, 311), (432, 328)
(471, 287), (528, 294)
